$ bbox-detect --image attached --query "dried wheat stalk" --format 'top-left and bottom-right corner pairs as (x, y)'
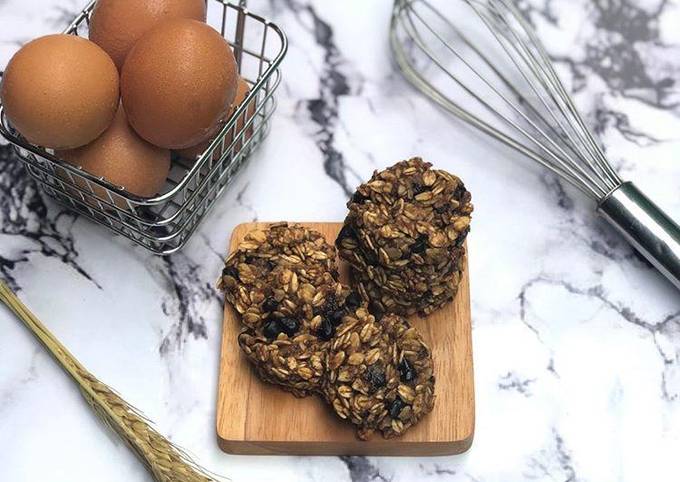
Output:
(0, 280), (221, 482)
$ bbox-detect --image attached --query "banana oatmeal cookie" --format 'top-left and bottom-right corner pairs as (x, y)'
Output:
(337, 157), (473, 317)
(323, 309), (435, 439)
(218, 223), (362, 396)
(219, 222), (338, 329)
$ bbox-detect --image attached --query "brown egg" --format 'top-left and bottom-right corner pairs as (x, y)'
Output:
(176, 77), (255, 160)
(121, 19), (238, 150)
(0, 35), (119, 150)
(57, 104), (170, 203)
(89, 0), (207, 70)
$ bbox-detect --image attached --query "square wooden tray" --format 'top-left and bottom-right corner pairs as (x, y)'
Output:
(216, 222), (474, 456)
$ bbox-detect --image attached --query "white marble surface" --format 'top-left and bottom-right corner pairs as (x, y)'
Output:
(1, 0), (680, 481)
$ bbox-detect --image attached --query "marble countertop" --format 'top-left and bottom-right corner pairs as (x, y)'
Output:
(1, 0), (679, 481)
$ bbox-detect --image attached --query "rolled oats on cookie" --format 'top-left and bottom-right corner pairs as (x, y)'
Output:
(219, 223), (336, 395)
(219, 222), (360, 396)
(323, 310), (435, 439)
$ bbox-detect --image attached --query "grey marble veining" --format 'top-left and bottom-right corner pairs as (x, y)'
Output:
(1, 1), (679, 481)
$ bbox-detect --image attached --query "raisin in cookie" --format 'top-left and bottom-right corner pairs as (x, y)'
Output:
(219, 223), (359, 396)
(219, 222), (338, 328)
(235, 269), (347, 396)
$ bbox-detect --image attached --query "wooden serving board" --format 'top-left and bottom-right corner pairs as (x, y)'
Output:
(216, 222), (474, 456)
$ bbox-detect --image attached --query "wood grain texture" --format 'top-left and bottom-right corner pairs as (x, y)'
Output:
(216, 222), (474, 456)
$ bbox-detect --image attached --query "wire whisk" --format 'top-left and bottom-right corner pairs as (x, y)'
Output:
(390, 0), (680, 290)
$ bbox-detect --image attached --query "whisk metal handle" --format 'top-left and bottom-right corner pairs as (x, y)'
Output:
(598, 182), (680, 290)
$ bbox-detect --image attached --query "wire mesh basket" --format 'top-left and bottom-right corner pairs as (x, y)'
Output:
(0, 0), (287, 255)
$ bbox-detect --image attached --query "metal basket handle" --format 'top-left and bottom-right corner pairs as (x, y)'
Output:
(234, 0), (247, 67)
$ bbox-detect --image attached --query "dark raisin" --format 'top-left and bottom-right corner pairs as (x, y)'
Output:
(434, 204), (448, 214)
(362, 247), (378, 265)
(411, 235), (428, 254)
(222, 266), (239, 279)
(262, 319), (281, 340)
(319, 295), (341, 322)
(455, 226), (470, 248)
(412, 182), (427, 195)
(388, 398), (406, 419)
(398, 358), (417, 382)
(368, 301), (384, 321)
(323, 294), (339, 313)
(336, 224), (355, 244)
(364, 365), (386, 392)
(345, 292), (362, 310)
(316, 317), (335, 341)
(454, 183), (467, 200)
(245, 255), (256, 264)
(262, 297), (278, 313)
(266, 260), (277, 271)
(329, 309), (345, 326)
(278, 317), (299, 337)
(351, 190), (368, 204)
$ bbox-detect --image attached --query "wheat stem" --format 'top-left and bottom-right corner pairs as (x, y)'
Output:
(0, 280), (223, 482)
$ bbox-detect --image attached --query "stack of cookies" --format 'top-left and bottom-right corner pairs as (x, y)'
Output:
(336, 157), (473, 317)
(218, 222), (436, 440)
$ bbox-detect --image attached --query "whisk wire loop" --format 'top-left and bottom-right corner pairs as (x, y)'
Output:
(392, 0), (626, 198)
(395, 1), (600, 197)
(493, 0), (622, 187)
(466, 1), (612, 196)
(391, 0), (680, 291)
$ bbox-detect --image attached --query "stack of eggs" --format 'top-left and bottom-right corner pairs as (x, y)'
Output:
(0, 0), (252, 201)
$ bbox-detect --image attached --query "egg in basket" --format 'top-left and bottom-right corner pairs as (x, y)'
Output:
(0, 0), (286, 254)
